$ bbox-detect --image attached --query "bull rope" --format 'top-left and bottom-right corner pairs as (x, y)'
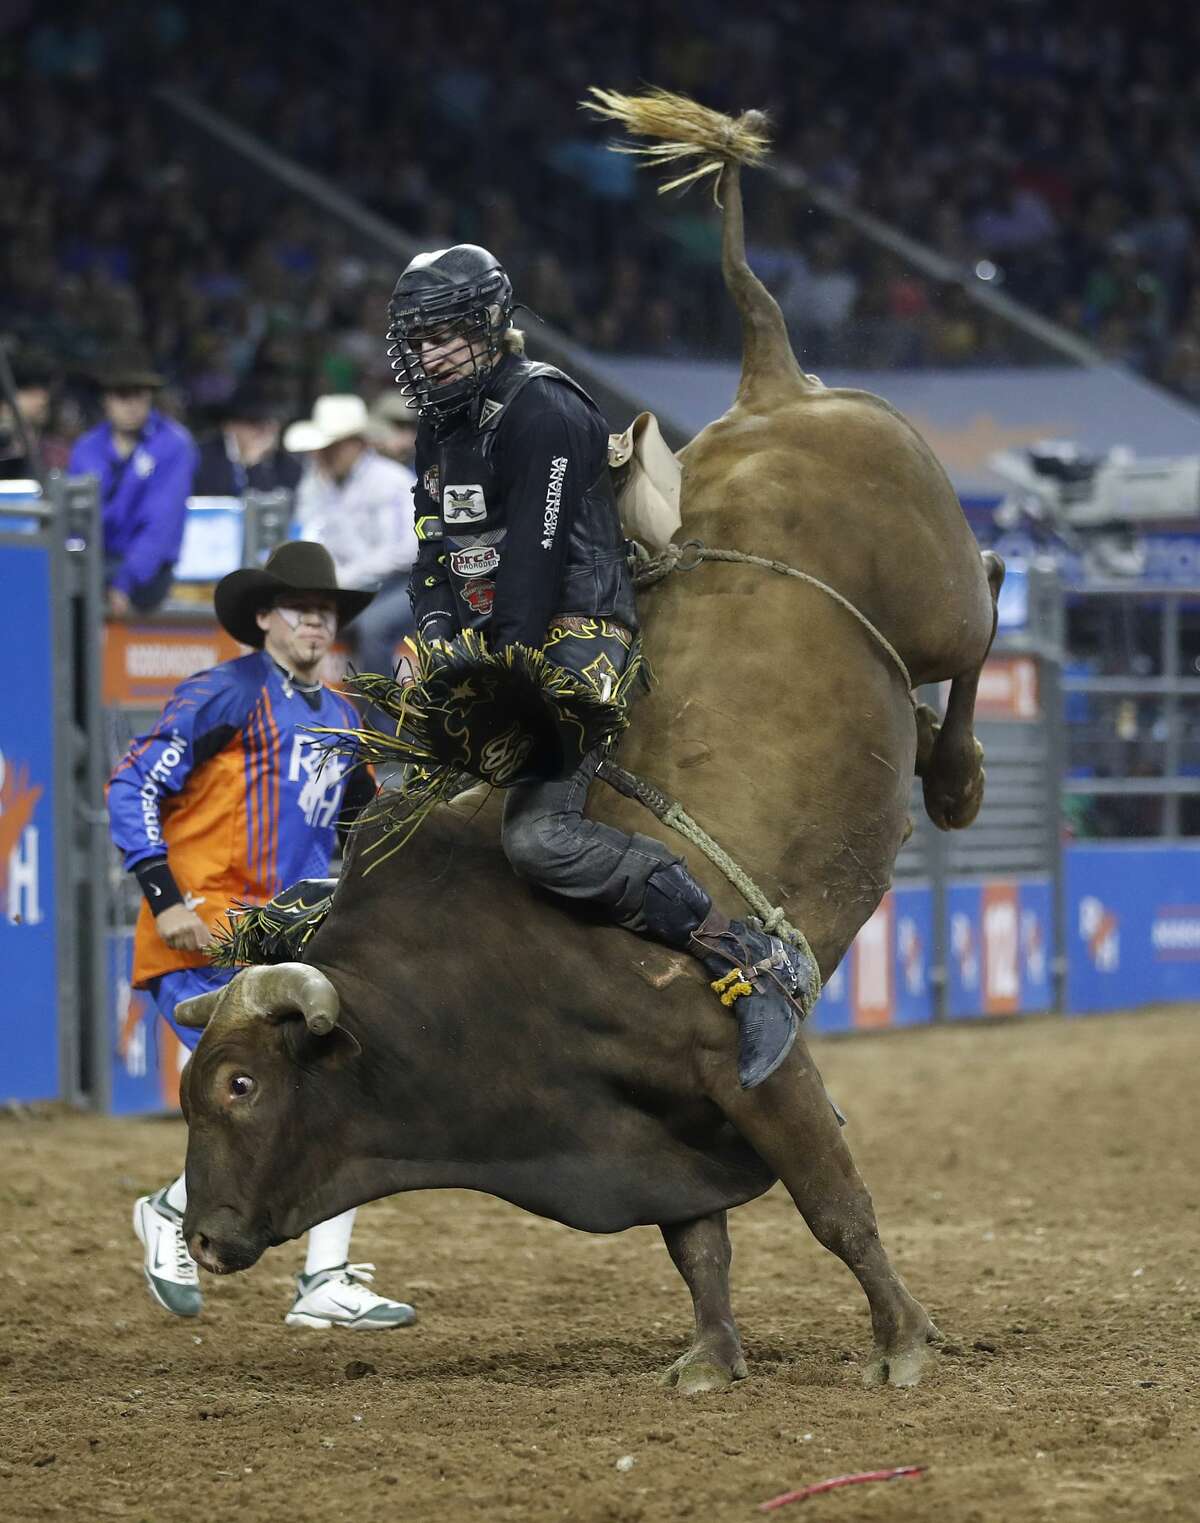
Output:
(631, 538), (914, 697)
(596, 757), (818, 989)
(594, 534), (916, 975)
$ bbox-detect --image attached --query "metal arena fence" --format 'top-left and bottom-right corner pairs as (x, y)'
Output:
(3, 479), (1199, 1112)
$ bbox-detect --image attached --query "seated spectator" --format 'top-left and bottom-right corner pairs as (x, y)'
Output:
(68, 350), (198, 618)
(285, 394), (417, 678)
(192, 380), (302, 498)
(0, 348), (58, 481)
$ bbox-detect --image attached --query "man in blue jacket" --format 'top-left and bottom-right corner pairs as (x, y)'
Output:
(68, 350), (198, 618)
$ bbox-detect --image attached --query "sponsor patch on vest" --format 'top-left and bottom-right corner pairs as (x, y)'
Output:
(459, 578), (495, 615)
(479, 398), (505, 426)
(423, 466), (439, 499)
(450, 545), (501, 578)
(443, 484), (487, 523)
(541, 455), (568, 549)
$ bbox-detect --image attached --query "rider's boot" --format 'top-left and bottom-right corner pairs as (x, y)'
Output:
(631, 861), (816, 1088)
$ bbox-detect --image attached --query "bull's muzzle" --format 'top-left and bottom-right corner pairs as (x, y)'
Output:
(185, 1209), (268, 1275)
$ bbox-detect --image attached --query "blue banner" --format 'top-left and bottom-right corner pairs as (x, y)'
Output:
(810, 875), (1054, 1031)
(812, 883), (936, 1032)
(109, 931), (187, 1115)
(0, 543), (59, 1101)
(946, 877), (1054, 1017)
(1066, 844), (1200, 1012)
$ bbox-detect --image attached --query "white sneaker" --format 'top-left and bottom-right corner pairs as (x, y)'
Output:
(285, 1263), (416, 1330)
(132, 1188), (202, 1318)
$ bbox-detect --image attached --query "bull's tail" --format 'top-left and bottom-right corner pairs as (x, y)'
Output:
(583, 86), (813, 407)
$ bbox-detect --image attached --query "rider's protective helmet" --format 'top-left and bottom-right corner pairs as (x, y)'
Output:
(386, 244), (514, 427)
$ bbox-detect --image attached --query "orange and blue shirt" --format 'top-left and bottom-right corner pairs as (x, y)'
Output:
(108, 651), (372, 987)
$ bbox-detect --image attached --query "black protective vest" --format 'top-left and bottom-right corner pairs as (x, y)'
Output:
(431, 358), (638, 634)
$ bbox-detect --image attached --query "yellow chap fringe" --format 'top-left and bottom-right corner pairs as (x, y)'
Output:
(311, 630), (644, 870)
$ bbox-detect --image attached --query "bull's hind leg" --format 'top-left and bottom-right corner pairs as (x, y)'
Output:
(659, 1212), (748, 1396)
(919, 550), (1005, 831)
(711, 1044), (939, 1387)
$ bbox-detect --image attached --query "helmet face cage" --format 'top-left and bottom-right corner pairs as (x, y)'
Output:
(386, 272), (513, 426)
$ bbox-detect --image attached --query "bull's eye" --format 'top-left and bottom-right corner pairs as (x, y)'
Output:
(229, 1074), (256, 1099)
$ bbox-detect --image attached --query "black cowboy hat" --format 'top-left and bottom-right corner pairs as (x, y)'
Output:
(214, 541), (376, 648)
(224, 377), (287, 424)
(94, 347), (166, 391)
(10, 347), (57, 391)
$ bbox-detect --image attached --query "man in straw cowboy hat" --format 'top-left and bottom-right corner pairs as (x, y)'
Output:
(285, 392), (418, 682)
(68, 348), (198, 618)
(107, 541), (416, 1329)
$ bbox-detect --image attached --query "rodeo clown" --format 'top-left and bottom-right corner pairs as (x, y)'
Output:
(107, 541), (416, 1329)
(386, 244), (810, 1088)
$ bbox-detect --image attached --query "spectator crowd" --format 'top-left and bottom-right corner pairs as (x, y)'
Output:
(2, 1), (1199, 415)
(3, 0), (1199, 415)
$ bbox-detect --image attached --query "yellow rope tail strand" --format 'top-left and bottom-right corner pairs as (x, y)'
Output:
(711, 968), (753, 1007)
(581, 86), (770, 200)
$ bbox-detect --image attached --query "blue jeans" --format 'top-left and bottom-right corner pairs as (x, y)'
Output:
(501, 747), (678, 921)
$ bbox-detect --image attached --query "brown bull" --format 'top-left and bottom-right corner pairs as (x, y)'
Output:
(176, 90), (1000, 1396)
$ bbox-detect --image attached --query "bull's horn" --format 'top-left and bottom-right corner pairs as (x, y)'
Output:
(242, 963), (340, 1035)
(174, 988), (226, 1028)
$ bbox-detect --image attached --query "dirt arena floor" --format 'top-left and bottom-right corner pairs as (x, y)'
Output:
(2, 1007), (1197, 1523)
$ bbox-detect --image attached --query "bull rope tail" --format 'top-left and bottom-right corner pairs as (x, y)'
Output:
(596, 757), (821, 1001)
(581, 86), (811, 400)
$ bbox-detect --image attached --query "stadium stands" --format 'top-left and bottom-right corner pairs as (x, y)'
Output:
(2, 0), (1198, 414)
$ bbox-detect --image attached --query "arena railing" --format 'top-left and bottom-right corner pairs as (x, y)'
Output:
(1058, 582), (1200, 839)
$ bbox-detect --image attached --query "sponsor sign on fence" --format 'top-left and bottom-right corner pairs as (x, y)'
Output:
(103, 623), (245, 708)
(813, 884), (936, 1032)
(1065, 843), (1200, 1012)
(0, 543), (59, 1101)
(810, 874), (1055, 1033)
(945, 878), (1054, 1018)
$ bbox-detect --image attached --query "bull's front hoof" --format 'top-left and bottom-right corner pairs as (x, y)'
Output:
(661, 1346), (748, 1396)
(862, 1321), (942, 1389)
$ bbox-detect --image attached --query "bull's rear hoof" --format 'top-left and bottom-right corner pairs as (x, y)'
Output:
(661, 1350), (747, 1396)
(862, 1323), (941, 1389)
(924, 743), (986, 831)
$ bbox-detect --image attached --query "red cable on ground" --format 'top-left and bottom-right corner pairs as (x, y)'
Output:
(758, 1464), (926, 1511)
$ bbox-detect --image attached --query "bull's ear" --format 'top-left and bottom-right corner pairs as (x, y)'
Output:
(174, 988), (226, 1029)
(285, 1020), (361, 1071)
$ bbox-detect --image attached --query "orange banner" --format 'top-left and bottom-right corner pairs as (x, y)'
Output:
(975, 655), (1039, 721)
(100, 622), (398, 707)
(102, 623), (245, 708)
